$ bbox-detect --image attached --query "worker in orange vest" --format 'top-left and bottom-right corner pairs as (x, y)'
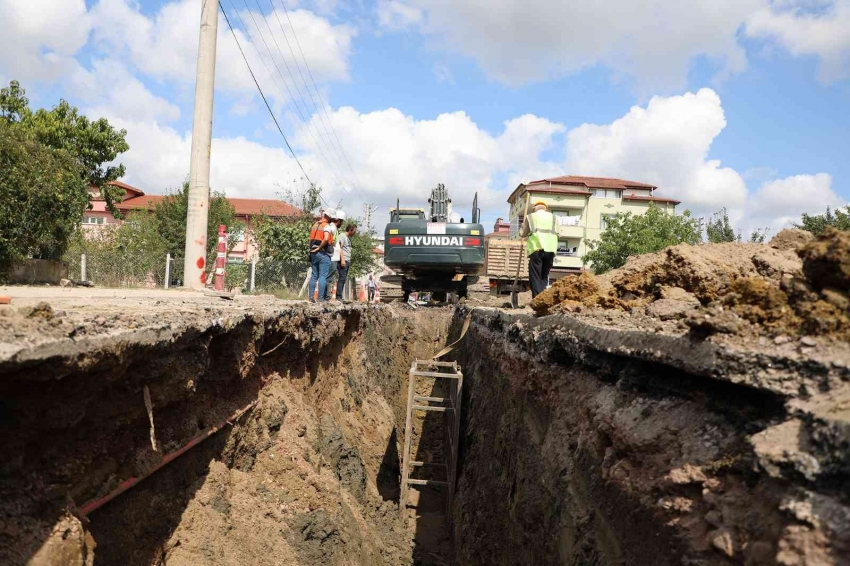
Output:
(308, 210), (335, 302)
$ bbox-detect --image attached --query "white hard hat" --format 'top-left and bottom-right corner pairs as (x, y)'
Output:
(335, 210), (346, 221)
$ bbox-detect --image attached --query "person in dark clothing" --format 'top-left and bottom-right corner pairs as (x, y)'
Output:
(520, 202), (558, 298)
(527, 246), (555, 297)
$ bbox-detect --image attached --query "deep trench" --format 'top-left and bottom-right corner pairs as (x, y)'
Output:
(1, 304), (841, 566)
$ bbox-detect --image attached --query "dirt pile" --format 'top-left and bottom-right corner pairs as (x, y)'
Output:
(529, 272), (601, 314)
(532, 228), (850, 341)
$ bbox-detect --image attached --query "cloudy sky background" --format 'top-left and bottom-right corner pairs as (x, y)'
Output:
(1, 0), (848, 235)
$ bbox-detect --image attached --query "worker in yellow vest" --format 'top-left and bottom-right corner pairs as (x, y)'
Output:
(520, 202), (558, 298)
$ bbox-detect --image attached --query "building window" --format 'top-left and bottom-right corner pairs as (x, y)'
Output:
(591, 189), (622, 199)
(83, 216), (105, 225)
(600, 214), (613, 230)
(557, 239), (579, 256)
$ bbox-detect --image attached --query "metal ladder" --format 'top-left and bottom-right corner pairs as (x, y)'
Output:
(400, 359), (463, 523)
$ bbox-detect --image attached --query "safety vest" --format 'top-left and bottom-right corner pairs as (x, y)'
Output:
(526, 210), (558, 254)
(309, 220), (334, 252)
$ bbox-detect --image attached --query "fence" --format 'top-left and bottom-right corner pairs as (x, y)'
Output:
(62, 251), (315, 296)
(61, 250), (366, 300)
(65, 249), (169, 288)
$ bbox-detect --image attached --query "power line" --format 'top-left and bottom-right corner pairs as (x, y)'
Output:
(272, 0), (364, 202)
(267, 0), (358, 188)
(219, 1), (330, 208)
(274, 0), (359, 182)
(248, 0), (352, 192)
(234, 0), (351, 194)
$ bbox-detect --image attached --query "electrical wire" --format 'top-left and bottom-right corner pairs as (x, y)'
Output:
(247, 0), (352, 192)
(233, 0), (350, 195)
(219, 1), (330, 208)
(267, 0), (359, 188)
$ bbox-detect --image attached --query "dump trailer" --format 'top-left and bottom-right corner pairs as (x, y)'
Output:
(484, 235), (583, 296)
(383, 184), (485, 302)
(485, 237), (529, 296)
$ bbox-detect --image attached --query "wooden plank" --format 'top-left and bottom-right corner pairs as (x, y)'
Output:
(406, 479), (447, 487)
(413, 405), (452, 413)
(414, 360), (456, 368)
(414, 395), (449, 403)
(411, 371), (460, 379)
(399, 363), (417, 515)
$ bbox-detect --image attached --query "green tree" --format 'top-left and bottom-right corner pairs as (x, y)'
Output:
(251, 204), (312, 289)
(583, 204), (702, 274)
(0, 120), (89, 276)
(795, 206), (850, 234)
(0, 80), (129, 216)
(347, 224), (378, 278)
(705, 207), (769, 243)
(748, 228), (769, 244)
(152, 182), (244, 273)
(705, 207), (738, 243)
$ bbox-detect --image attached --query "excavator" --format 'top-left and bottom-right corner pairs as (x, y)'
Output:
(383, 184), (485, 302)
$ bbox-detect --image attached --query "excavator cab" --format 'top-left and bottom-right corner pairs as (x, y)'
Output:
(384, 184), (485, 302)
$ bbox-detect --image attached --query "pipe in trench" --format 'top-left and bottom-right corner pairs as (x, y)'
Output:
(79, 400), (258, 516)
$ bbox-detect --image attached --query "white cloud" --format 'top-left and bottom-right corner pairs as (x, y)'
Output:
(71, 59), (181, 124)
(746, 0), (850, 82)
(0, 0), (91, 83)
(378, 0), (762, 90)
(749, 173), (845, 230)
(562, 88), (842, 235)
(90, 0), (355, 101)
(109, 117), (308, 201)
(565, 88), (747, 216)
(283, 106), (567, 216)
(377, 0), (424, 30)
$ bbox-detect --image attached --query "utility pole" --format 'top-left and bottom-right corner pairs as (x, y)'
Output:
(364, 203), (378, 232)
(183, 0), (219, 289)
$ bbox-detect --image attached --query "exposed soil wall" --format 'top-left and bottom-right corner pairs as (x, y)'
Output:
(0, 303), (453, 566)
(3, 292), (848, 566)
(449, 307), (850, 566)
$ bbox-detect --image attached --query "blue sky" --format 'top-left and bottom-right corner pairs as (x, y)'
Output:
(1, 0), (848, 234)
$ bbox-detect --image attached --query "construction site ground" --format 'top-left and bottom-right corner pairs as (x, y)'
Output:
(2, 228), (849, 565)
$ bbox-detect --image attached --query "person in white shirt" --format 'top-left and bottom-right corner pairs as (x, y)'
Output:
(335, 223), (356, 300)
(366, 272), (378, 303)
(323, 210), (343, 300)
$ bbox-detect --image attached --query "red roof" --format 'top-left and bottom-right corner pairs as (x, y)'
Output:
(108, 180), (146, 197)
(226, 198), (301, 217)
(116, 195), (166, 211)
(537, 175), (656, 190)
(116, 195), (300, 217)
(622, 194), (680, 205)
(509, 175), (658, 203)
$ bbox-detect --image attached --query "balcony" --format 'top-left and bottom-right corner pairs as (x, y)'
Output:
(557, 224), (584, 238)
(554, 253), (583, 269)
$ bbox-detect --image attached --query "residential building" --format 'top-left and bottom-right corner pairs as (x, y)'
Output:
(84, 181), (301, 261)
(507, 176), (680, 271)
(82, 181), (144, 230)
